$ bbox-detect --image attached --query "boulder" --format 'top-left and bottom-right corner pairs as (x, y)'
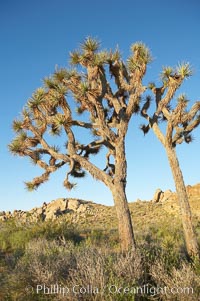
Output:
(5, 211), (12, 218)
(43, 198), (68, 221)
(46, 198), (67, 212)
(67, 199), (80, 211)
(153, 189), (164, 203)
(161, 189), (173, 202)
(77, 204), (87, 213)
(36, 208), (44, 215)
(13, 210), (19, 217)
(45, 211), (55, 221)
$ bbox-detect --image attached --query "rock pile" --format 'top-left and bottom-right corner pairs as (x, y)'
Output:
(1, 183), (199, 223)
(0, 198), (92, 222)
(186, 183), (200, 198)
(152, 188), (174, 203)
(152, 183), (200, 204)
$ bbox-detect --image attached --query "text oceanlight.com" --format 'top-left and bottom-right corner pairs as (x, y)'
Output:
(33, 284), (194, 297)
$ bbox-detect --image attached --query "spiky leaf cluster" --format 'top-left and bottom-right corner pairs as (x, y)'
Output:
(12, 120), (24, 133)
(131, 42), (152, 63)
(176, 62), (193, 78)
(127, 42), (152, 73)
(161, 63), (193, 85)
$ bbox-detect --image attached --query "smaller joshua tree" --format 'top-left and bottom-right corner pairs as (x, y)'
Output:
(141, 63), (200, 258)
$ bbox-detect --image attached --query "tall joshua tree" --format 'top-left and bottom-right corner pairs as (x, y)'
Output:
(9, 38), (152, 251)
(141, 63), (200, 257)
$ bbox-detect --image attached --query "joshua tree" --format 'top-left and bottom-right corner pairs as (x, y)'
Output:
(141, 63), (200, 257)
(9, 38), (152, 251)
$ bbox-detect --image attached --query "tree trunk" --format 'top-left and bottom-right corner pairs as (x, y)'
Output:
(112, 137), (136, 252)
(166, 146), (199, 258)
(112, 182), (136, 252)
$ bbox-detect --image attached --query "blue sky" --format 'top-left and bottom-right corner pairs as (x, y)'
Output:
(1, 0), (200, 211)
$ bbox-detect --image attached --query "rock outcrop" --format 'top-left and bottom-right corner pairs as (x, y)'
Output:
(152, 188), (174, 203)
(1, 183), (200, 223)
(0, 198), (93, 223)
(186, 183), (200, 197)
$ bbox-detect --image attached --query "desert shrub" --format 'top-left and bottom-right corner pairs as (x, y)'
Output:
(138, 240), (183, 280)
(83, 228), (119, 249)
(17, 239), (75, 284)
(62, 247), (144, 301)
(0, 219), (82, 255)
(0, 220), (30, 252)
(3, 239), (144, 301)
(66, 247), (109, 301)
(150, 259), (200, 300)
(2, 238), (76, 301)
(36, 219), (82, 243)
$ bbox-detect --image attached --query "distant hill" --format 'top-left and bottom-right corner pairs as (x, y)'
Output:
(1, 183), (200, 232)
